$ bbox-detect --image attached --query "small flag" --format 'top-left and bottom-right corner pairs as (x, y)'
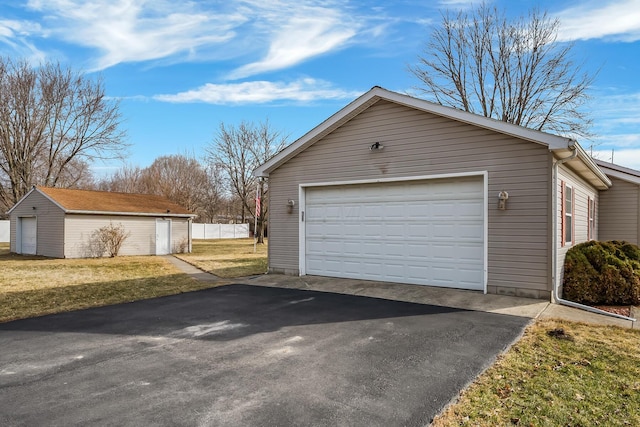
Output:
(255, 192), (261, 218)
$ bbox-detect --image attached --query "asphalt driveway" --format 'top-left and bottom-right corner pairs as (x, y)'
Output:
(0, 284), (530, 426)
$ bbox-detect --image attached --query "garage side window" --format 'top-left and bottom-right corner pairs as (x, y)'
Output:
(562, 183), (573, 246)
(588, 197), (596, 240)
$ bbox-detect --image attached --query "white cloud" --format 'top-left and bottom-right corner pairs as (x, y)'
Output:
(25, 0), (247, 70)
(437, 0), (487, 8)
(13, 0), (372, 74)
(584, 90), (640, 170)
(556, 0), (640, 42)
(0, 19), (46, 63)
(590, 91), (640, 136)
(227, 2), (358, 79)
(153, 78), (361, 104)
(592, 147), (640, 170)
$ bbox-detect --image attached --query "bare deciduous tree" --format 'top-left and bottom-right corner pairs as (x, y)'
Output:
(409, 5), (594, 137)
(199, 163), (225, 223)
(96, 164), (145, 193)
(143, 154), (212, 215)
(207, 120), (287, 243)
(97, 154), (223, 222)
(0, 58), (126, 212)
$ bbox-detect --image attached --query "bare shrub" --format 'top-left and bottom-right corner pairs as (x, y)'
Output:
(89, 222), (131, 257)
(173, 237), (189, 254)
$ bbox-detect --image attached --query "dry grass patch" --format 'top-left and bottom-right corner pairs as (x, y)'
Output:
(176, 238), (267, 278)
(433, 319), (640, 426)
(0, 242), (9, 256)
(0, 252), (219, 323)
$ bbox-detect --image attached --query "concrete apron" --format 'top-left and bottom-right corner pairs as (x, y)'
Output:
(245, 274), (638, 329)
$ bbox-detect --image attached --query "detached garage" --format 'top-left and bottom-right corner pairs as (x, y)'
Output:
(255, 87), (614, 300)
(8, 186), (195, 258)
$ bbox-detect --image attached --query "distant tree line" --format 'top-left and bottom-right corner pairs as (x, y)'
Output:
(96, 119), (286, 244)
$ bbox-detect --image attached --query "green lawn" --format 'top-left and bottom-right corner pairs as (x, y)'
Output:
(433, 318), (640, 426)
(2, 238), (638, 426)
(0, 239), (267, 323)
(176, 238), (268, 278)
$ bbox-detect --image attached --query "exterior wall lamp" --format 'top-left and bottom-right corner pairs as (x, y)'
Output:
(498, 190), (509, 210)
(287, 199), (295, 214)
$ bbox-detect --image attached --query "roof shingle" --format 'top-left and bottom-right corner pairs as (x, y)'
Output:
(37, 187), (193, 216)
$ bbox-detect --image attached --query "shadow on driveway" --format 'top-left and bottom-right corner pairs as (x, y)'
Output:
(0, 284), (530, 426)
(1, 284), (467, 340)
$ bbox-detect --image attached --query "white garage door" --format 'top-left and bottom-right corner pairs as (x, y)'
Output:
(304, 176), (485, 290)
(20, 217), (37, 255)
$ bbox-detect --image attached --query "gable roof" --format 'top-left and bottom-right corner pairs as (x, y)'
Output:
(595, 159), (640, 185)
(8, 186), (194, 217)
(254, 86), (610, 189)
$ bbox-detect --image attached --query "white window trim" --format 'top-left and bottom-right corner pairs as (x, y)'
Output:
(563, 183), (574, 246)
(588, 197), (596, 241)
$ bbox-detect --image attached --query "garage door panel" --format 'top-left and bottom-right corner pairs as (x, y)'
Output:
(362, 261), (384, 275)
(360, 242), (383, 256)
(407, 265), (431, 279)
(382, 243), (405, 257)
(304, 177), (485, 291)
(456, 224), (485, 239)
(383, 263), (406, 278)
(382, 225), (405, 238)
(382, 205), (406, 218)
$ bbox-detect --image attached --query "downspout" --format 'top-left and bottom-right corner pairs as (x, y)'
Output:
(552, 146), (636, 321)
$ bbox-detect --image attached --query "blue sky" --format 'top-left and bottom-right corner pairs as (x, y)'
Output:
(1, 0), (640, 174)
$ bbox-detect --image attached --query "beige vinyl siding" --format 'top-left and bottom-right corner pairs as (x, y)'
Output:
(64, 215), (155, 258)
(268, 100), (552, 298)
(598, 176), (640, 244)
(171, 219), (190, 252)
(9, 190), (65, 257)
(63, 215), (191, 258)
(556, 164), (599, 293)
(65, 214), (189, 258)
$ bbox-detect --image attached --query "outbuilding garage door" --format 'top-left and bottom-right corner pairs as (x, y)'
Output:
(304, 176), (485, 290)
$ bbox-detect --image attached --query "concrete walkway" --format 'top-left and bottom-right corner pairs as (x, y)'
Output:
(166, 256), (638, 329)
(163, 255), (221, 283)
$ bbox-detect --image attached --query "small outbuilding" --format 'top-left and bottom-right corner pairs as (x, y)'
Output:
(8, 186), (195, 258)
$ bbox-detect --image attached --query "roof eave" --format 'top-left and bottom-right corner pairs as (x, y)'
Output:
(6, 187), (37, 215)
(6, 187), (64, 215)
(552, 143), (612, 190)
(595, 160), (640, 185)
(65, 210), (196, 218)
(254, 86), (575, 177)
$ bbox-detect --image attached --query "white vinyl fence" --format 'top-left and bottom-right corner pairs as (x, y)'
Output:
(192, 223), (249, 239)
(0, 220), (8, 243)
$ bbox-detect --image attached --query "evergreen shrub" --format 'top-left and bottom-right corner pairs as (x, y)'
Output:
(562, 240), (640, 305)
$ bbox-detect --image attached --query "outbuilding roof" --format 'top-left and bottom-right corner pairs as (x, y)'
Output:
(8, 186), (194, 217)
